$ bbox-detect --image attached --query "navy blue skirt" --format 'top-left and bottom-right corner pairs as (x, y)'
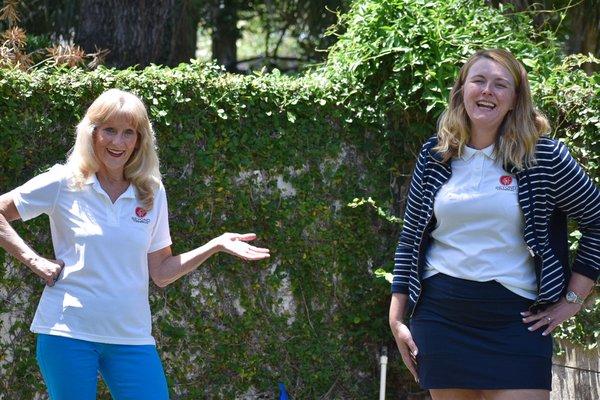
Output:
(409, 273), (552, 390)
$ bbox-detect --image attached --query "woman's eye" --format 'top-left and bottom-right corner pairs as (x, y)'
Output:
(124, 130), (135, 137)
(104, 128), (116, 134)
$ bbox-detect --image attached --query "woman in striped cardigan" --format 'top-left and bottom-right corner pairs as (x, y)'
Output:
(389, 49), (599, 400)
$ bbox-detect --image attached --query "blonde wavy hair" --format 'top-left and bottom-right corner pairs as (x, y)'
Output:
(435, 48), (550, 169)
(66, 89), (161, 210)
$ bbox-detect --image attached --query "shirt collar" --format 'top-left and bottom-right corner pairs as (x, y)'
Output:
(460, 143), (496, 161)
(84, 173), (136, 199)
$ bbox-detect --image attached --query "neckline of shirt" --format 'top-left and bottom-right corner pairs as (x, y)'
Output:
(84, 173), (136, 201)
(460, 143), (496, 161)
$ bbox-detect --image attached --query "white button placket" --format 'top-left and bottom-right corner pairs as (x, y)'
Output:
(474, 152), (485, 189)
(109, 201), (120, 226)
(97, 190), (121, 227)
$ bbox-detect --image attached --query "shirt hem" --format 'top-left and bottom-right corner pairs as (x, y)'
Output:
(31, 326), (156, 346)
(423, 268), (537, 300)
(12, 191), (34, 222)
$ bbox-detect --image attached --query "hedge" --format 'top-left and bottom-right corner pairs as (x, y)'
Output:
(0, 62), (404, 398)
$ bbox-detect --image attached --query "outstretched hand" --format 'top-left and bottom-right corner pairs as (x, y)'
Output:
(214, 233), (270, 261)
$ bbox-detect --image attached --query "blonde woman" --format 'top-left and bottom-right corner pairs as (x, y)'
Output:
(0, 89), (270, 399)
(389, 49), (599, 400)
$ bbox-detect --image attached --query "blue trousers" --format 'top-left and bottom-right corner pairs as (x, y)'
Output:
(36, 334), (169, 400)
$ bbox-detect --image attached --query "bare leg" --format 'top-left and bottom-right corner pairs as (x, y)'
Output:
(482, 389), (549, 400)
(430, 389), (484, 400)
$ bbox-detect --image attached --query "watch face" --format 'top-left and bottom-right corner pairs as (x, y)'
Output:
(566, 291), (582, 304)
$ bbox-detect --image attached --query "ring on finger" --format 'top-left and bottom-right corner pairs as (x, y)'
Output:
(546, 316), (552, 323)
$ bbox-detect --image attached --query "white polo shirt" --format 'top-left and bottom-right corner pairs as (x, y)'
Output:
(13, 164), (172, 345)
(423, 144), (537, 299)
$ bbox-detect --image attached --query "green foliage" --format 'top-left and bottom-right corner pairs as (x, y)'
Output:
(326, 0), (558, 129)
(324, 0), (599, 352)
(0, 61), (398, 399)
(537, 54), (600, 183)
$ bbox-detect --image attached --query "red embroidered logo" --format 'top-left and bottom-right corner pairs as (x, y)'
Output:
(135, 207), (147, 218)
(499, 175), (513, 186)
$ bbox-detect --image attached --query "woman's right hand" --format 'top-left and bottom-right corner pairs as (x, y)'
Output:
(390, 320), (419, 382)
(30, 257), (64, 286)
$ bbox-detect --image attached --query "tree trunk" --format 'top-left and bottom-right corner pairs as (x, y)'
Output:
(75, 0), (199, 68)
(566, 0), (599, 74)
(168, 0), (200, 65)
(209, 0), (239, 72)
(488, 0), (600, 72)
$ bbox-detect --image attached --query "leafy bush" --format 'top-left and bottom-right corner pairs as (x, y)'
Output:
(324, 0), (599, 351)
(324, 0), (598, 178)
(0, 61), (402, 399)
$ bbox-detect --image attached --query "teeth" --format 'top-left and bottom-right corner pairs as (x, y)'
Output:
(107, 149), (125, 156)
(476, 101), (495, 109)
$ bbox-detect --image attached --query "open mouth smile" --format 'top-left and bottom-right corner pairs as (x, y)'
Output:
(107, 149), (126, 157)
(476, 100), (496, 110)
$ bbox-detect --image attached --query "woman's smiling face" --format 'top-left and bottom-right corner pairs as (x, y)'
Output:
(93, 116), (138, 177)
(462, 58), (516, 137)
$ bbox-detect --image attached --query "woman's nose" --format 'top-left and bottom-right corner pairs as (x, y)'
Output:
(482, 83), (493, 95)
(112, 132), (126, 145)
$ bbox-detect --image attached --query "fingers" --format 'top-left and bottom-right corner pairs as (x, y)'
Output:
(522, 311), (560, 336)
(391, 322), (419, 383)
(247, 245), (270, 253)
(398, 345), (419, 382)
(235, 233), (257, 241)
(241, 247), (270, 260)
(406, 337), (419, 358)
(542, 320), (559, 336)
(221, 233), (270, 261)
(43, 259), (65, 286)
(524, 314), (552, 334)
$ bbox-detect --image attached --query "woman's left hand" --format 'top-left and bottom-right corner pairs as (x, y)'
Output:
(521, 298), (582, 336)
(214, 232), (270, 261)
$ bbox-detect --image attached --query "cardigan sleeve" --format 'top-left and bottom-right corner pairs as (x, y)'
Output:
(551, 140), (600, 282)
(391, 140), (432, 293)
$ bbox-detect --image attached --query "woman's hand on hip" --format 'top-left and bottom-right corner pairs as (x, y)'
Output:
(30, 257), (64, 286)
(521, 298), (582, 336)
(390, 320), (419, 382)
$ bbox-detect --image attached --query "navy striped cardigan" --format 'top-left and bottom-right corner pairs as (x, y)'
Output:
(392, 136), (600, 316)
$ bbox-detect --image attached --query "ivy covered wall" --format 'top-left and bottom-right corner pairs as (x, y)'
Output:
(0, 64), (403, 399)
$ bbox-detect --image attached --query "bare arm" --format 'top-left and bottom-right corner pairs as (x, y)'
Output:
(0, 192), (63, 285)
(148, 232), (270, 288)
(566, 272), (595, 300)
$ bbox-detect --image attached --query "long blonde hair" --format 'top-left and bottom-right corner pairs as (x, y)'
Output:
(435, 49), (550, 169)
(66, 89), (161, 209)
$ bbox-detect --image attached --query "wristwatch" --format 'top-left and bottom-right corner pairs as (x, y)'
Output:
(565, 290), (584, 305)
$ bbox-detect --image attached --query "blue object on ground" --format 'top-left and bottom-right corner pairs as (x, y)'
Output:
(278, 382), (289, 400)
